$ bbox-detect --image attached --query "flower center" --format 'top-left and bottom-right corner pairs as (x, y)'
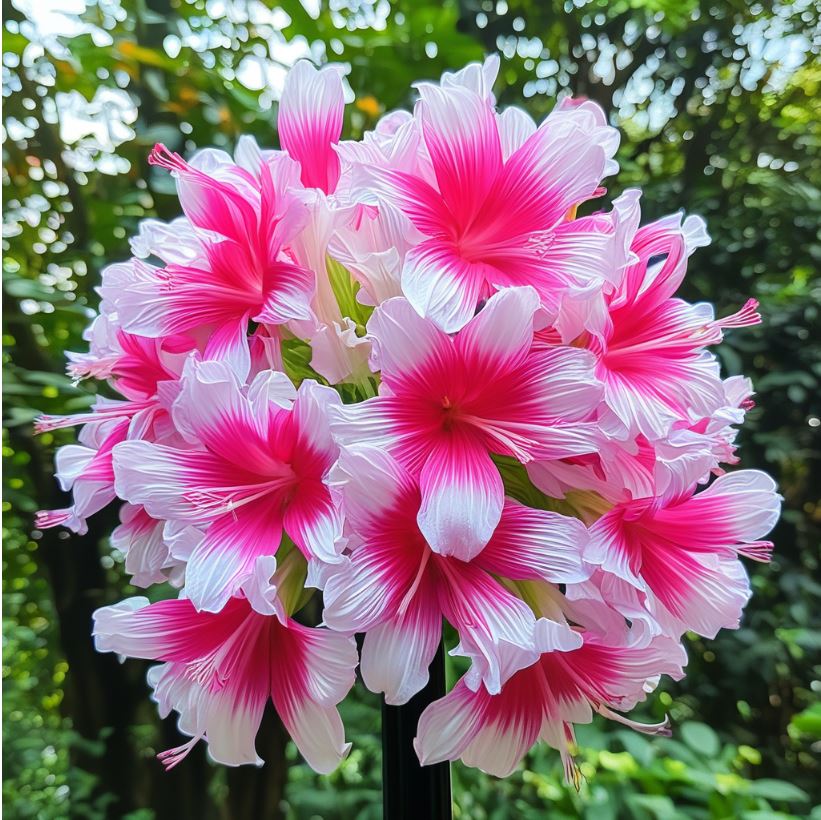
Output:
(440, 395), (458, 431)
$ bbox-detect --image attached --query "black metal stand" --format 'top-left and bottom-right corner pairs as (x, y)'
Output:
(381, 640), (452, 820)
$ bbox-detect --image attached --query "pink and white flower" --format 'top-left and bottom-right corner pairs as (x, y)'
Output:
(349, 80), (619, 331)
(331, 286), (602, 559)
(586, 470), (781, 638)
(414, 620), (686, 780)
(36, 55), (779, 784)
(93, 564), (357, 773)
(102, 142), (313, 381)
(112, 359), (343, 611)
(35, 416), (131, 534)
(323, 446), (589, 702)
(581, 209), (760, 440)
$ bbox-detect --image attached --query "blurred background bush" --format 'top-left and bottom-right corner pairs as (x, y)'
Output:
(2, 1), (819, 818)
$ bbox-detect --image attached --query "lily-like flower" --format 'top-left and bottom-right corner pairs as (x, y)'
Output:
(112, 359), (343, 611)
(586, 470), (781, 638)
(103, 141), (313, 381)
(35, 55), (780, 784)
(93, 559), (357, 773)
(331, 286), (602, 560)
(349, 73), (620, 331)
(415, 620), (686, 781)
(323, 446), (589, 702)
(583, 208), (760, 439)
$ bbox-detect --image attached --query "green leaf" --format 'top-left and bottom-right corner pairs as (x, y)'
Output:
(789, 702), (821, 738)
(680, 721), (720, 758)
(746, 779), (809, 802)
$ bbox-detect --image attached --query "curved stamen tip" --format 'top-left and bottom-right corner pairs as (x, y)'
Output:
(597, 704), (673, 736)
(157, 735), (202, 771)
(35, 508), (73, 530)
(737, 540), (774, 563)
(148, 143), (185, 173)
(33, 416), (53, 434)
(718, 298), (761, 329)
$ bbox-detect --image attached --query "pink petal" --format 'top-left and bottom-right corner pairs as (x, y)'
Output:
(173, 359), (294, 476)
(437, 558), (538, 694)
(322, 537), (422, 634)
(276, 700), (350, 775)
(202, 317), (252, 383)
(497, 106), (536, 160)
(676, 470), (780, 543)
(360, 581), (441, 705)
(269, 620), (355, 774)
(414, 680), (487, 768)
(366, 295), (450, 376)
(438, 54), (500, 101)
(488, 114), (608, 237)
(416, 83), (503, 224)
(278, 61), (345, 194)
(329, 444), (417, 536)
(417, 432), (504, 561)
(476, 499), (590, 584)
(455, 286), (541, 373)
(252, 260), (315, 325)
(184, 503), (284, 612)
(284, 482), (342, 566)
(112, 504), (177, 588)
(149, 144), (260, 246)
(401, 239), (489, 332)
(415, 678), (539, 778)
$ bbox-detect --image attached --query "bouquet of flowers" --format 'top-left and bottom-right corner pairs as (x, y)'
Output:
(37, 55), (780, 781)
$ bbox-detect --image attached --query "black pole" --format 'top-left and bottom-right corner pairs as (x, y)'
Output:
(381, 639), (452, 820)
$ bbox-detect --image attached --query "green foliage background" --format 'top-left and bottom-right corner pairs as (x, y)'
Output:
(2, 1), (819, 817)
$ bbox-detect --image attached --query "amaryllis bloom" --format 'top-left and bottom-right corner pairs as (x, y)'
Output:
(35, 317), (194, 534)
(93, 560), (357, 773)
(586, 470), (781, 638)
(414, 619), (686, 779)
(323, 446), (589, 701)
(331, 286), (602, 560)
(527, 373), (755, 508)
(103, 140), (314, 380)
(112, 359), (343, 611)
(351, 69), (620, 331)
(37, 324), (186, 438)
(583, 207), (761, 439)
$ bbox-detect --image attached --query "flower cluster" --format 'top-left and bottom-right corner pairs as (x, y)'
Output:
(38, 56), (780, 780)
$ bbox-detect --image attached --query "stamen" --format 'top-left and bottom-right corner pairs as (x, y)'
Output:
(459, 414), (541, 463)
(157, 734), (203, 771)
(596, 704), (672, 736)
(35, 508), (74, 530)
(736, 540), (773, 563)
(183, 473), (295, 519)
(34, 400), (153, 434)
(148, 143), (188, 173)
(715, 298), (761, 329)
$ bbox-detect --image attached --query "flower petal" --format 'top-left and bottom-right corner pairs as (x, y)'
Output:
(476, 499), (590, 584)
(360, 581), (441, 705)
(417, 433), (504, 561)
(184, 502), (283, 612)
(278, 61), (345, 194)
